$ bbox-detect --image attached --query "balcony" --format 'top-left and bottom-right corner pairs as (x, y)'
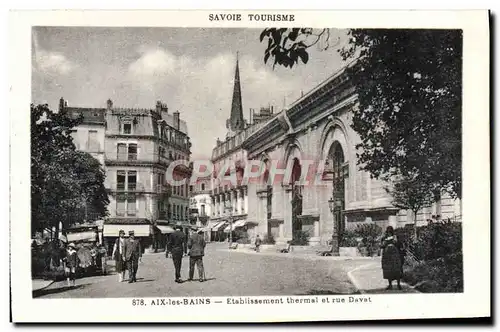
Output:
(106, 182), (145, 193)
(116, 209), (138, 217)
(105, 153), (174, 167)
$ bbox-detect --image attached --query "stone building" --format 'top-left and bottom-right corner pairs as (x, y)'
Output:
(241, 63), (462, 247)
(62, 98), (192, 251)
(208, 57), (274, 241)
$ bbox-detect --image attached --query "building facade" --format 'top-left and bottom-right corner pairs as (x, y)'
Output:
(189, 175), (212, 227)
(63, 98), (192, 251)
(208, 57), (274, 241)
(241, 63), (462, 246)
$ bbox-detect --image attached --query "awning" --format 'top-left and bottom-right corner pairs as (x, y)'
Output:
(103, 224), (151, 237)
(66, 231), (98, 243)
(157, 225), (175, 234)
(212, 221), (227, 232)
(223, 219), (247, 233)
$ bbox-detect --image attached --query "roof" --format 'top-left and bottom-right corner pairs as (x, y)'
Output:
(65, 107), (106, 124)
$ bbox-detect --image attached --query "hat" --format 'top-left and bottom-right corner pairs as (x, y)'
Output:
(119, 229), (125, 235)
(175, 225), (183, 231)
(68, 243), (76, 249)
(129, 230), (135, 236)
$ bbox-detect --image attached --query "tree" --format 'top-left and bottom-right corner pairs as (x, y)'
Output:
(31, 104), (109, 236)
(260, 29), (462, 199)
(385, 174), (437, 239)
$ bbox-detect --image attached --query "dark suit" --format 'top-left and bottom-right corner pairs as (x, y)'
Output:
(188, 233), (206, 280)
(168, 230), (185, 281)
(124, 239), (142, 282)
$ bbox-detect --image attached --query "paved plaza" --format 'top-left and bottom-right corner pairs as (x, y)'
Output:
(33, 243), (416, 298)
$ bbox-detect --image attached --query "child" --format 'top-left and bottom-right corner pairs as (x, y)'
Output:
(64, 243), (79, 287)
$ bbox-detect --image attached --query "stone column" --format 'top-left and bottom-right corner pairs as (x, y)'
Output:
(236, 189), (241, 215)
(244, 187), (249, 214)
(283, 184), (293, 242)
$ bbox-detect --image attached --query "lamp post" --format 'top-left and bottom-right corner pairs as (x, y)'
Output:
(224, 201), (233, 248)
(328, 197), (340, 256)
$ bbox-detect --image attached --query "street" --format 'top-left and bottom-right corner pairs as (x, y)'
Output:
(33, 243), (360, 298)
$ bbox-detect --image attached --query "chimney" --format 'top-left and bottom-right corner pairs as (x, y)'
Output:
(106, 99), (113, 110)
(59, 97), (65, 112)
(173, 111), (180, 130)
(156, 100), (162, 113)
(64, 101), (68, 107)
(271, 106), (274, 114)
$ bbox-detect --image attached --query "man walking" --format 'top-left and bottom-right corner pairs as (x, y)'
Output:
(124, 231), (142, 283)
(168, 226), (186, 283)
(188, 229), (206, 282)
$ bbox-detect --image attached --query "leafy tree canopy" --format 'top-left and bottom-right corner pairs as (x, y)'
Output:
(261, 28), (462, 199)
(31, 104), (109, 235)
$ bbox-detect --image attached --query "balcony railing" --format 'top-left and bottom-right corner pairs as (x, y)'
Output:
(116, 209), (138, 217)
(106, 153), (174, 165)
(107, 182), (145, 192)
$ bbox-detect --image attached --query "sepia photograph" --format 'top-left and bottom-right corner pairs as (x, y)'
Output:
(10, 9), (490, 322)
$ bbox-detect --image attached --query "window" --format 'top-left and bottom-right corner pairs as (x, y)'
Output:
(123, 123), (132, 134)
(117, 171), (126, 191)
(128, 171), (137, 191)
(87, 130), (99, 152)
(189, 185), (193, 192)
(201, 183), (206, 191)
(116, 197), (126, 216)
(128, 144), (137, 160)
(200, 204), (205, 217)
(117, 143), (127, 160)
(127, 196), (137, 216)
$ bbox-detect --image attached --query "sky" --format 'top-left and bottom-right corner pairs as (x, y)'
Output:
(32, 27), (349, 159)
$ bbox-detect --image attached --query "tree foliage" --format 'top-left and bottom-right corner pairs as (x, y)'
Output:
(260, 28), (462, 199)
(31, 104), (109, 235)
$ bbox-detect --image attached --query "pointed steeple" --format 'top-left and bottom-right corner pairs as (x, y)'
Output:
(227, 52), (245, 133)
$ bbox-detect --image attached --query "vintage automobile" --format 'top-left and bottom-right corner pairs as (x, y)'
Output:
(65, 224), (107, 276)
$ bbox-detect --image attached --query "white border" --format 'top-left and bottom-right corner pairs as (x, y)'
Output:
(9, 9), (490, 323)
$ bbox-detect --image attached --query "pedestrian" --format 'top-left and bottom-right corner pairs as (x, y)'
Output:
(380, 226), (403, 290)
(124, 231), (142, 283)
(168, 225), (186, 283)
(188, 229), (206, 282)
(112, 230), (127, 282)
(63, 243), (79, 287)
(254, 235), (262, 252)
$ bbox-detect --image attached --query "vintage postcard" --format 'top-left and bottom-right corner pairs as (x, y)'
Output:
(9, 9), (490, 322)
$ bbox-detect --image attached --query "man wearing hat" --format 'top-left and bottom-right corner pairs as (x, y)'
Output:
(167, 225), (186, 283)
(124, 230), (142, 283)
(187, 229), (206, 282)
(112, 229), (127, 282)
(63, 243), (79, 287)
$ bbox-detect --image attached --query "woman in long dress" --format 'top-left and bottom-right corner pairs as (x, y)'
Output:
(380, 226), (403, 290)
(112, 230), (127, 282)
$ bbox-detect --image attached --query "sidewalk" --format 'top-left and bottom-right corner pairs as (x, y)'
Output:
(347, 258), (419, 294)
(32, 279), (54, 292)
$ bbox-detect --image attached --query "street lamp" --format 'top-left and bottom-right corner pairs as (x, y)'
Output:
(224, 200), (233, 248)
(328, 197), (340, 256)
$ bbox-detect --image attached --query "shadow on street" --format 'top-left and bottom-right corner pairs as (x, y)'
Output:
(33, 284), (91, 298)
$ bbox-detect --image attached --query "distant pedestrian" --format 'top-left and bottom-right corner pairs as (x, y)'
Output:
(63, 243), (79, 287)
(124, 231), (142, 283)
(188, 229), (206, 282)
(380, 226), (403, 290)
(255, 235), (262, 252)
(168, 226), (186, 283)
(112, 230), (127, 282)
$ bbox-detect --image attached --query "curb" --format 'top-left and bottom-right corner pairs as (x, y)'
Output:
(346, 262), (378, 294)
(32, 280), (55, 292)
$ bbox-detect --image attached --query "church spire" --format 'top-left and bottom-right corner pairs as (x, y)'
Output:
(227, 52), (245, 134)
